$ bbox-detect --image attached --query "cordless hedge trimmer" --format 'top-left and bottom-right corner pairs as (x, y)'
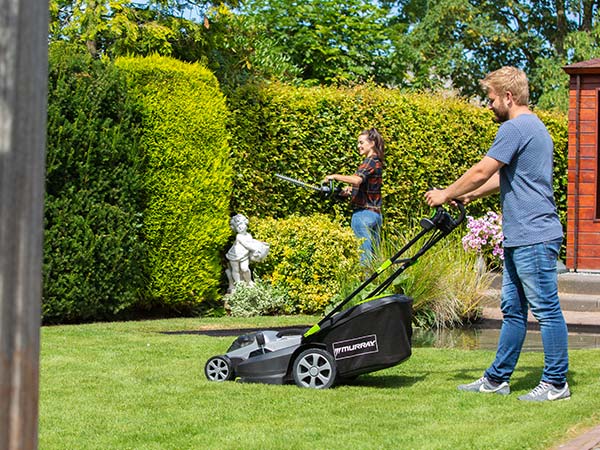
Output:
(275, 173), (343, 199)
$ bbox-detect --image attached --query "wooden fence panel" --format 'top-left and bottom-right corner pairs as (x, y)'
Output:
(0, 1), (48, 449)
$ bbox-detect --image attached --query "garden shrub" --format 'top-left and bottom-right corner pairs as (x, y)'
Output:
(225, 281), (291, 317)
(228, 82), (568, 234)
(248, 214), (362, 314)
(44, 42), (146, 323)
(115, 55), (232, 308)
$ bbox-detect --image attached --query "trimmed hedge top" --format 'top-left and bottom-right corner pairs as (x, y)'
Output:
(229, 82), (567, 232)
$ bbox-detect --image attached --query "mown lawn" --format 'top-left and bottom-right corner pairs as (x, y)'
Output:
(39, 316), (600, 450)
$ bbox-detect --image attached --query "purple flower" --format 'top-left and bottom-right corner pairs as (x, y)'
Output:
(463, 212), (504, 262)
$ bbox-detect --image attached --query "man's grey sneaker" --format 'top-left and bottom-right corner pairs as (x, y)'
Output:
(518, 382), (571, 402)
(457, 376), (510, 395)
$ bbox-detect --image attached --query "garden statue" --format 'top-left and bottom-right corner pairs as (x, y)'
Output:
(225, 214), (270, 293)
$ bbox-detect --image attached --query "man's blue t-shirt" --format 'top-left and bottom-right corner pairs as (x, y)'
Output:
(486, 114), (563, 248)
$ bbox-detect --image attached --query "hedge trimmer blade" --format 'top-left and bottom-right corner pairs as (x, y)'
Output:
(274, 173), (323, 192)
(275, 173), (342, 199)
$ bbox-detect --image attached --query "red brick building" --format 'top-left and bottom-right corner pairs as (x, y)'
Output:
(563, 59), (600, 271)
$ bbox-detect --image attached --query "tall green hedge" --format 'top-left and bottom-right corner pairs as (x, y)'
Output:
(44, 43), (147, 323)
(115, 55), (232, 308)
(43, 55), (567, 324)
(229, 83), (568, 231)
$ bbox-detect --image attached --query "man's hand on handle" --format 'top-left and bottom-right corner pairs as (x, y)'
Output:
(425, 188), (473, 208)
(424, 188), (450, 207)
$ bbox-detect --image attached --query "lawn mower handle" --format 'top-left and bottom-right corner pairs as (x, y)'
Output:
(420, 200), (466, 233)
(453, 200), (467, 224)
(438, 200), (466, 231)
(305, 200), (467, 337)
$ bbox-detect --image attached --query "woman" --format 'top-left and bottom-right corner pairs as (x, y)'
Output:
(324, 128), (384, 264)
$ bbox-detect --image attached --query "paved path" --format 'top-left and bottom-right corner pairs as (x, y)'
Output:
(553, 426), (600, 450)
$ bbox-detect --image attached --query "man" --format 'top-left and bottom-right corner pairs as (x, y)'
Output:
(424, 66), (569, 402)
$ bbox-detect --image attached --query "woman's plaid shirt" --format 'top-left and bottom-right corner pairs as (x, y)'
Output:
(351, 156), (382, 213)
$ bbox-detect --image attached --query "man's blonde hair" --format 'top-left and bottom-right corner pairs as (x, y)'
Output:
(480, 66), (529, 106)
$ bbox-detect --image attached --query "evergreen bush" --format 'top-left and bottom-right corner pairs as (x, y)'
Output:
(115, 55), (232, 308)
(44, 42), (147, 323)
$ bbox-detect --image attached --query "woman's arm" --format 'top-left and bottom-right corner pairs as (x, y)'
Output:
(324, 174), (362, 186)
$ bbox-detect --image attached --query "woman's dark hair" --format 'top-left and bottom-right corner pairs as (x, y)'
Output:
(361, 128), (385, 162)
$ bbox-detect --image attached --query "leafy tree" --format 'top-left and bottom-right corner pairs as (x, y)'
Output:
(49, 0), (222, 60)
(49, 0), (600, 109)
(240, 0), (396, 84)
(201, 4), (302, 90)
(48, 0), (298, 90)
(390, 1), (546, 97)
(391, 0), (600, 110)
(533, 3), (600, 112)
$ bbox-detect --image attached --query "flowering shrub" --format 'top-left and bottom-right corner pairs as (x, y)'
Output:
(462, 212), (504, 266)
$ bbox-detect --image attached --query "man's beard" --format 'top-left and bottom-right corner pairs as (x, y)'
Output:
(492, 105), (510, 123)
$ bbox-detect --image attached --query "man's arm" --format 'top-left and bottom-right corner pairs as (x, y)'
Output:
(459, 172), (500, 204)
(425, 156), (503, 206)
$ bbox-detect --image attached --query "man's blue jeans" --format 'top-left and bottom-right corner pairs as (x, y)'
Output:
(485, 238), (569, 385)
(351, 209), (382, 265)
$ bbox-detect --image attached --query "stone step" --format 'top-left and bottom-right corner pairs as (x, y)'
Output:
(483, 290), (600, 312)
(557, 272), (600, 296)
(559, 292), (600, 312)
(490, 272), (600, 295)
(488, 272), (600, 309)
(480, 306), (600, 330)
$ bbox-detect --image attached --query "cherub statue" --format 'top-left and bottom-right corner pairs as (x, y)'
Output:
(225, 214), (270, 293)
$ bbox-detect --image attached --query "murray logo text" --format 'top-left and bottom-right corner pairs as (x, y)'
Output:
(332, 335), (378, 360)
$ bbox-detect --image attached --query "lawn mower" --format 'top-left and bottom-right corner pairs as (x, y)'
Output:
(204, 201), (466, 389)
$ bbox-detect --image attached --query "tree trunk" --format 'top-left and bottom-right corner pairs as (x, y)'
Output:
(581, 0), (597, 31)
(554, 0), (567, 55)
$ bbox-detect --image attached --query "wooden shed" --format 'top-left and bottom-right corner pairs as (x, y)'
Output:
(563, 59), (600, 271)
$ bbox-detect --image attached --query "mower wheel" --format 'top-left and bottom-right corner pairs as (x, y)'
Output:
(292, 348), (337, 389)
(204, 355), (235, 382)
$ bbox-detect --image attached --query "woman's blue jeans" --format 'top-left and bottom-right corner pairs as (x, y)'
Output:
(485, 238), (569, 385)
(351, 209), (382, 265)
